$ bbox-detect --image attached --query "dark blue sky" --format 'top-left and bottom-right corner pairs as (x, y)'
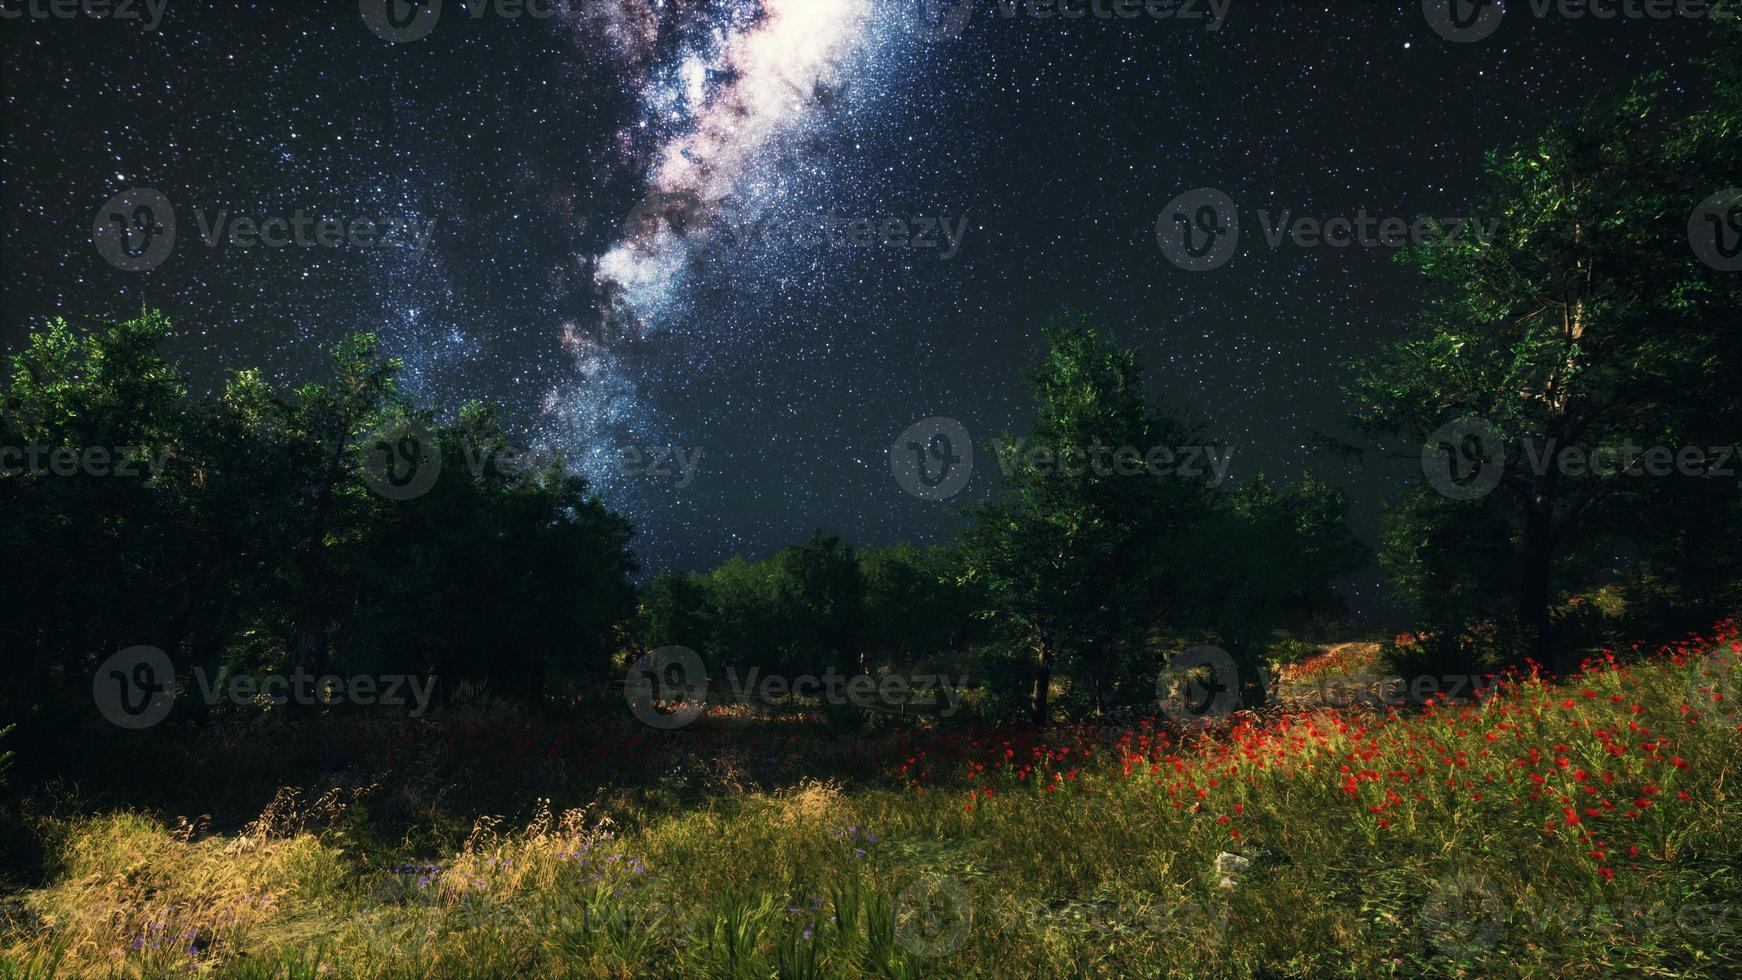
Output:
(1, 0), (1720, 622)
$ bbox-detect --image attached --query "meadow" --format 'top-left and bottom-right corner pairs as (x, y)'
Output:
(2, 623), (1738, 978)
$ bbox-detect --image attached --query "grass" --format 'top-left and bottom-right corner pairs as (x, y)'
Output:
(1, 623), (1739, 977)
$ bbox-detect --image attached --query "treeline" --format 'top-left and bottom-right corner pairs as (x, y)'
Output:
(633, 455), (1368, 725)
(0, 314), (637, 712)
(0, 308), (1365, 728)
(4, 27), (1740, 731)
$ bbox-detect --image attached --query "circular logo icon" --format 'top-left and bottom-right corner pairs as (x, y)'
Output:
(622, 188), (723, 263)
(361, 0), (441, 43)
(1686, 644), (1741, 729)
(1423, 416), (1504, 501)
(906, 0), (976, 43)
(1421, 874), (1505, 959)
(1423, 0), (1505, 43)
(1156, 645), (1240, 724)
(891, 417), (973, 501)
(1690, 188), (1742, 272)
(1157, 188), (1239, 272)
(93, 189), (176, 272)
(93, 645), (176, 729)
(893, 877), (972, 957)
(360, 418), (443, 501)
(625, 645), (708, 730)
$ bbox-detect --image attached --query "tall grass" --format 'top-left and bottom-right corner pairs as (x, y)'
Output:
(2, 625), (1738, 977)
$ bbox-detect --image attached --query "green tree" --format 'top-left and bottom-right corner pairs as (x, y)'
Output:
(1205, 474), (1370, 654)
(1349, 47), (1742, 664)
(959, 313), (1216, 724)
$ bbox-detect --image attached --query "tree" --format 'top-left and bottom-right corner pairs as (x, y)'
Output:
(1205, 474), (1370, 652)
(959, 313), (1216, 724)
(859, 542), (979, 672)
(1, 311), (640, 724)
(769, 533), (864, 676)
(636, 570), (712, 656)
(1348, 44), (1742, 665)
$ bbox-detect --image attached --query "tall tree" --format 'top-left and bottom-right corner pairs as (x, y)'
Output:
(959, 313), (1215, 724)
(1349, 43), (1742, 664)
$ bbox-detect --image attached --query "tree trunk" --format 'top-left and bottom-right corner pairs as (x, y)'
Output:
(1092, 637), (1114, 718)
(1028, 649), (1052, 726)
(1518, 488), (1556, 666)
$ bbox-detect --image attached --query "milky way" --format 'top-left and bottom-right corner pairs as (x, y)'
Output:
(541, 0), (889, 502)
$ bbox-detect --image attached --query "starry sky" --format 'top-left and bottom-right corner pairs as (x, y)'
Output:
(0, 0), (1719, 622)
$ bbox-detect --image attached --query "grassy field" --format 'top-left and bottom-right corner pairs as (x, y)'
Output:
(2, 623), (1739, 978)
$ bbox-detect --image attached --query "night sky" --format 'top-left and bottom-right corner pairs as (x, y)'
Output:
(0, 1), (1719, 622)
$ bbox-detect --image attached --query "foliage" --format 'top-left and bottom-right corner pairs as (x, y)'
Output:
(0, 312), (639, 730)
(1348, 34), (1742, 666)
(3, 622), (1737, 977)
